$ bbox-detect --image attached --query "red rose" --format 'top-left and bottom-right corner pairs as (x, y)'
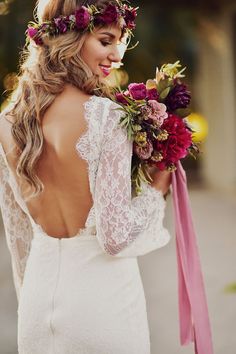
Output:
(154, 114), (192, 169)
(128, 83), (147, 100)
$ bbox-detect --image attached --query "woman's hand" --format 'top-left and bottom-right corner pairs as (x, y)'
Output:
(147, 166), (172, 197)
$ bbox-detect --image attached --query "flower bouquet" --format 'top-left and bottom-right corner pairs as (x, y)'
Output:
(114, 60), (200, 195)
(114, 61), (214, 354)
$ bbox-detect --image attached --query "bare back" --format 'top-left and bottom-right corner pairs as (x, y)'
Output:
(0, 84), (94, 238)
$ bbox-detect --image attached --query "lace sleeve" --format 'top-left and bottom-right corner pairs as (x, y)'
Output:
(94, 101), (170, 256)
(0, 154), (33, 303)
(113, 181), (171, 257)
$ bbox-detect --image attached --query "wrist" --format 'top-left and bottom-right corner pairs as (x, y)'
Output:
(163, 188), (171, 200)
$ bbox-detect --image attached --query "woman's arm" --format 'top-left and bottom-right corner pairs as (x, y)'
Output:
(0, 148), (33, 303)
(94, 101), (171, 256)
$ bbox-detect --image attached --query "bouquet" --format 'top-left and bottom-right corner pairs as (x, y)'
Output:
(114, 60), (200, 195)
(113, 62), (214, 354)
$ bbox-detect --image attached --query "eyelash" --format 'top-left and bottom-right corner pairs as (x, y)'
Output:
(101, 40), (111, 47)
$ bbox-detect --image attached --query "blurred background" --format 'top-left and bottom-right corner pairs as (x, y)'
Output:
(0, 0), (235, 353)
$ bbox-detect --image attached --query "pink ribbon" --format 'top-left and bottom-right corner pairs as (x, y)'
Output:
(171, 161), (214, 354)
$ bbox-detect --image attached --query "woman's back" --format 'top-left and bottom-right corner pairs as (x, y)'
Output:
(0, 84), (93, 238)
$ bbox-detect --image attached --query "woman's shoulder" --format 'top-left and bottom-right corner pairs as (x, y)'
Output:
(55, 84), (91, 109)
(55, 85), (120, 115)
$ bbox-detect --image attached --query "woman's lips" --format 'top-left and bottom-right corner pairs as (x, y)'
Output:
(99, 65), (111, 76)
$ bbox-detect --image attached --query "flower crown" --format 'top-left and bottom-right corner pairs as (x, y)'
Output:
(26, 1), (138, 46)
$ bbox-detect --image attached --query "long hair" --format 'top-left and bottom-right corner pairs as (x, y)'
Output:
(5, 0), (121, 201)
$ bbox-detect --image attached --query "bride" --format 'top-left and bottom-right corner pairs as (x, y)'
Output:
(0, 0), (171, 353)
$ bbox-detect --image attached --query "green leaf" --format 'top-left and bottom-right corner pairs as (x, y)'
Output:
(115, 107), (127, 112)
(119, 119), (128, 128)
(174, 108), (192, 118)
(159, 87), (171, 100)
(128, 126), (133, 141)
(127, 106), (140, 115)
(157, 78), (170, 92)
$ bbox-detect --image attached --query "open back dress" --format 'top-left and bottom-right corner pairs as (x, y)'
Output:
(0, 95), (170, 354)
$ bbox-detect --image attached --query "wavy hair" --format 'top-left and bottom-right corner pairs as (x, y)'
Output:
(6, 0), (123, 201)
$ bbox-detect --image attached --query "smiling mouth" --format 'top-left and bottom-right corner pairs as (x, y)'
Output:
(99, 65), (111, 76)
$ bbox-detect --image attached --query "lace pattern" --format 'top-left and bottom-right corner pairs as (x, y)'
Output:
(0, 97), (171, 302)
(75, 96), (110, 228)
(114, 182), (170, 257)
(0, 148), (33, 302)
(91, 100), (170, 255)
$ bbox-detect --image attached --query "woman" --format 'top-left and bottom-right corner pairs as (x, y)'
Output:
(0, 0), (172, 353)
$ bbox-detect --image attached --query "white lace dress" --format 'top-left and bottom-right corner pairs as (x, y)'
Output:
(0, 96), (171, 354)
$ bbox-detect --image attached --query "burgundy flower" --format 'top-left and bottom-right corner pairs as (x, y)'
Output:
(128, 83), (146, 100)
(146, 88), (159, 101)
(124, 5), (137, 29)
(154, 114), (192, 169)
(27, 27), (43, 45)
(54, 17), (68, 33)
(165, 83), (191, 111)
(75, 6), (91, 30)
(97, 4), (118, 25)
(134, 140), (154, 160)
(115, 92), (129, 105)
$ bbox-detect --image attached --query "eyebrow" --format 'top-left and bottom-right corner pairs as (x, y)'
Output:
(99, 32), (116, 39)
(99, 31), (124, 43)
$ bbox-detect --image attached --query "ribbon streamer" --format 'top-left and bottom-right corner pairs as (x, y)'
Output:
(171, 161), (214, 354)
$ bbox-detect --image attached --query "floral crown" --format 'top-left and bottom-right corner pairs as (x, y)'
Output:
(26, 1), (138, 46)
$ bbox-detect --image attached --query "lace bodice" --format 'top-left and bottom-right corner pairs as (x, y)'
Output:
(0, 95), (170, 302)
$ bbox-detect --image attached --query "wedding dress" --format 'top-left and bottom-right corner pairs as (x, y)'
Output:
(0, 95), (171, 354)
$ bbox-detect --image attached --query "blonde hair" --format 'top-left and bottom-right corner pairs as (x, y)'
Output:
(6, 0), (121, 201)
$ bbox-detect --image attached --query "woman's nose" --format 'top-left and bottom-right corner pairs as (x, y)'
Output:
(109, 45), (122, 63)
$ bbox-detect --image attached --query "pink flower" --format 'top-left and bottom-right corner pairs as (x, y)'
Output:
(27, 27), (43, 45)
(27, 27), (38, 38)
(128, 83), (147, 100)
(154, 114), (192, 169)
(115, 92), (129, 105)
(134, 140), (154, 160)
(145, 100), (168, 126)
(75, 6), (91, 30)
(146, 88), (159, 101)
